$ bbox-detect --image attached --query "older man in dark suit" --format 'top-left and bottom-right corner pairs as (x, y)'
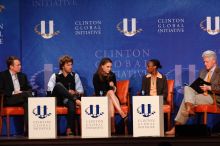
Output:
(0, 56), (32, 135)
(166, 50), (220, 135)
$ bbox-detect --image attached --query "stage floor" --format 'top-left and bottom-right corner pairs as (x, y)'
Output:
(0, 134), (220, 146)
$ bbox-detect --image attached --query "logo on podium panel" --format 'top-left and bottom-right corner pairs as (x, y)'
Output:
(200, 16), (220, 35)
(34, 20), (60, 39)
(133, 96), (164, 137)
(85, 104), (104, 118)
(32, 105), (52, 119)
(137, 104), (156, 117)
(117, 18), (143, 37)
(28, 97), (56, 139)
(81, 97), (110, 138)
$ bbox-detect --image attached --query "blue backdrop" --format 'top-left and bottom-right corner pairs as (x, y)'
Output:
(0, 0), (20, 69)
(1, 0), (220, 135)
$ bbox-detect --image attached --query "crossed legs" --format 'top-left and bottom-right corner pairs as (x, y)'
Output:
(52, 82), (80, 135)
(107, 90), (127, 118)
(166, 86), (213, 135)
(107, 90), (127, 134)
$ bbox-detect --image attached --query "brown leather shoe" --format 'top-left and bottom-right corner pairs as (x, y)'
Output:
(165, 127), (175, 135)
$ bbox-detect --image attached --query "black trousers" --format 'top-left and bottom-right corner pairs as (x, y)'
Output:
(52, 82), (77, 133)
(5, 91), (33, 133)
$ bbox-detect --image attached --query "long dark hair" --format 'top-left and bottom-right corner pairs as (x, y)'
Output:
(96, 57), (113, 81)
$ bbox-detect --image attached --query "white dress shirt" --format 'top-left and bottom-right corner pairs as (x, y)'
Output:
(47, 71), (84, 94)
(10, 70), (21, 94)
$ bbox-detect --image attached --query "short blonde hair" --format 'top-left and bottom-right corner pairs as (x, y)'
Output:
(202, 50), (217, 60)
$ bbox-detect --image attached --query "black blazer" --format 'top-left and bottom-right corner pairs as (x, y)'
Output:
(93, 72), (116, 96)
(141, 73), (168, 104)
(0, 70), (32, 98)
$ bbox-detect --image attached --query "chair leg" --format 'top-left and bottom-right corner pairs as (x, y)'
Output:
(111, 117), (116, 134)
(167, 112), (171, 130)
(203, 112), (207, 125)
(77, 114), (81, 136)
(75, 115), (81, 135)
(124, 120), (128, 135)
(0, 116), (2, 135)
(74, 117), (78, 135)
(6, 115), (10, 137)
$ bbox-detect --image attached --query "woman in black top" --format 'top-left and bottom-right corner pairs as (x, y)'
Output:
(141, 59), (168, 104)
(93, 58), (127, 133)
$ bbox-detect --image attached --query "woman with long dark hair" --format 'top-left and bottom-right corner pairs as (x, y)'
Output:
(93, 58), (127, 133)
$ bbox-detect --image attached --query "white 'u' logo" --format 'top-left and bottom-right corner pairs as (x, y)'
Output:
(206, 16), (220, 35)
(123, 18), (137, 37)
(40, 20), (54, 39)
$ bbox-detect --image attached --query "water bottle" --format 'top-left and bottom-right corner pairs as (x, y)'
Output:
(141, 90), (145, 96)
(99, 90), (103, 96)
(32, 91), (35, 97)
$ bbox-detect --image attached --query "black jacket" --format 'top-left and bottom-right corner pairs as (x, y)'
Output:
(141, 73), (168, 104)
(0, 70), (32, 97)
(93, 72), (116, 96)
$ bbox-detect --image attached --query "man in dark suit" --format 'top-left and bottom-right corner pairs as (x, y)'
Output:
(0, 56), (32, 135)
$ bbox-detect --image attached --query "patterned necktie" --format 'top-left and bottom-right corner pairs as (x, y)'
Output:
(204, 71), (211, 96)
(206, 71), (211, 83)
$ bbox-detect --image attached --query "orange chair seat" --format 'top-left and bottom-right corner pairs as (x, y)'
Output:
(0, 106), (24, 136)
(56, 106), (81, 115)
(75, 107), (81, 115)
(56, 106), (68, 114)
(115, 105), (129, 114)
(194, 105), (220, 113)
(2, 107), (24, 115)
(194, 92), (220, 125)
(121, 105), (129, 113)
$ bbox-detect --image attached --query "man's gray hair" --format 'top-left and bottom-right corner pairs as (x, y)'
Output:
(202, 50), (217, 60)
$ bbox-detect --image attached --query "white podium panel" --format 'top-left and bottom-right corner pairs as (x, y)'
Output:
(28, 97), (56, 139)
(133, 96), (164, 137)
(81, 96), (110, 138)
